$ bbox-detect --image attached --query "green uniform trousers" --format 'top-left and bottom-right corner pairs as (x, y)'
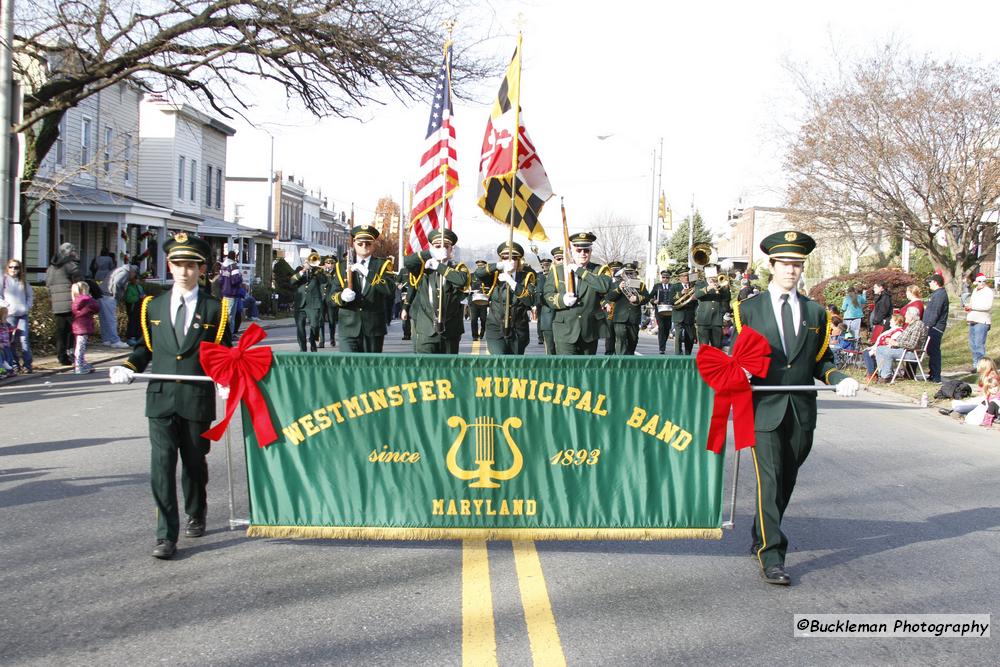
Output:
(750, 405), (814, 570)
(541, 330), (556, 355)
(486, 332), (529, 355)
(413, 333), (460, 354)
(613, 323), (639, 355)
(697, 324), (722, 348)
(339, 333), (385, 353)
(674, 322), (695, 355)
(555, 338), (599, 355)
(149, 416), (211, 542)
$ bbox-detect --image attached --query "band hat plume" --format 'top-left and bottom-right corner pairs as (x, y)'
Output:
(165, 232), (211, 263)
(759, 230), (816, 262)
(568, 231), (597, 248)
(351, 224), (380, 241)
(428, 227), (459, 246)
(496, 242), (525, 258)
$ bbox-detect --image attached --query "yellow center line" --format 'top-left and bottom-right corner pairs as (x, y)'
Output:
(462, 540), (497, 667)
(513, 540), (566, 666)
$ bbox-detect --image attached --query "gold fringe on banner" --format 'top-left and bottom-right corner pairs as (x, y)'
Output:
(246, 525), (723, 541)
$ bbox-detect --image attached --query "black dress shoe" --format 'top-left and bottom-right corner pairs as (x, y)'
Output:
(152, 539), (177, 559)
(185, 516), (205, 538)
(761, 565), (791, 585)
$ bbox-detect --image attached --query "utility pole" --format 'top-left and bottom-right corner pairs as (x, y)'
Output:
(687, 196), (695, 270)
(0, 0), (15, 260)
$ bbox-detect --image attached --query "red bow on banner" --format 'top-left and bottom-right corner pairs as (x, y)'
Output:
(695, 326), (771, 454)
(200, 323), (278, 447)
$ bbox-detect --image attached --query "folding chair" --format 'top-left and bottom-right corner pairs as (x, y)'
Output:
(889, 337), (930, 383)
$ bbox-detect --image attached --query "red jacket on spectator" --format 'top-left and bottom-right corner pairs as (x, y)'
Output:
(71, 294), (100, 335)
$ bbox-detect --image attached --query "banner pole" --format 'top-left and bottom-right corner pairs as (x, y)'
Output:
(225, 421), (236, 530)
(722, 448), (739, 529)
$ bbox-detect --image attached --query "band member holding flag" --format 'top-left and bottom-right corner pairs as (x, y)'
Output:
(474, 242), (536, 354)
(403, 228), (469, 354)
(107, 233), (231, 560)
(733, 230), (859, 585)
(329, 225), (396, 353)
(543, 232), (613, 355)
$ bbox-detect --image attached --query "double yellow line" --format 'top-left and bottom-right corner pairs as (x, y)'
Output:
(463, 337), (565, 665)
(462, 540), (565, 666)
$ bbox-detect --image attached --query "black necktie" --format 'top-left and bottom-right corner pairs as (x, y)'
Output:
(174, 300), (186, 345)
(780, 294), (796, 356)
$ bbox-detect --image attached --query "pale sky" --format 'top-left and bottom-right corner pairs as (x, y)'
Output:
(225, 0), (999, 252)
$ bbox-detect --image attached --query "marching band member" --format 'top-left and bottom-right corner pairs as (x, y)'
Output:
(650, 270), (674, 354)
(694, 268), (731, 348)
(402, 228), (470, 354)
(543, 231), (613, 355)
(474, 242), (536, 355)
(107, 233), (231, 560)
(606, 261), (650, 355)
(535, 247), (563, 355)
(671, 270), (698, 355)
(468, 259), (489, 342)
(734, 230), (859, 585)
(603, 260), (623, 355)
(329, 225), (396, 353)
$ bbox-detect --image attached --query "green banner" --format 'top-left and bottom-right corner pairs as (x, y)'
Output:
(243, 353), (724, 540)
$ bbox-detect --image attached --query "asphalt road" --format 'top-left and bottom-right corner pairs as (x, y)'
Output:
(1, 319), (997, 666)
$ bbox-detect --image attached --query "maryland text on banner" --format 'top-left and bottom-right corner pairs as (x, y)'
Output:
(243, 354), (724, 540)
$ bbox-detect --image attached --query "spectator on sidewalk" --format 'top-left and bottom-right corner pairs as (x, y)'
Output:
(2, 257), (34, 373)
(45, 243), (83, 366)
(123, 268), (145, 345)
(840, 286), (866, 341)
(874, 306), (928, 382)
(923, 274), (950, 383)
(869, 281), (893, 332)
(949, 358), (1000, 425)
(219, 251), (243, 335)
(902, 284), (924, 320)
(90, 247), (116, 282)
(964, 273), (994, 369)
(92, 271), (129, 349)
(70, 281), (100, 374)
(0, 305), (15, 377)
(863, 312), (905, 380)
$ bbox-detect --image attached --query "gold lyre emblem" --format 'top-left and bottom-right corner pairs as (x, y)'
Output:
(446, 416), (524, 489)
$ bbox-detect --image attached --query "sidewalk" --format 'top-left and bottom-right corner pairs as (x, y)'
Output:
(0, 318), (288, 388)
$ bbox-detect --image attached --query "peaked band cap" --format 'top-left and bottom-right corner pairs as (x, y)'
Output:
(624, 262), (638, 270)
(569, 231), (597, 248)
(608, 260), (624, 270)
(474, 259), (488, 265)
(550, 246), (565, 258)
(351, 224), (380, 241)
(496, 242), (525, 258)
(760, 230), (815, 262)
(428, 228), (458, 246)
(165, 233), (210, 263)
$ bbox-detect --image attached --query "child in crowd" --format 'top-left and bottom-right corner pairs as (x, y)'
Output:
(0, 305), (15, 377)
(949, 358), (1000, 426)
(71, 281), (100, 374)
(123, 269), (144, 345)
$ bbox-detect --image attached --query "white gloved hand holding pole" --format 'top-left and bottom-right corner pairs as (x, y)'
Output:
(109, 366), (135, 385)
(424, 258), (440, 271)
(216, 384), (230, 400)
(351, 262), (368, 276)
(340, 288), (356, 303)
(563, 293), (578, 307)
(499, 272), (517, 288)
(836, 377), (860, 397)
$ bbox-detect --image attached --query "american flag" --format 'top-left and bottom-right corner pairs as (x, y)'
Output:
(406, 44), (458, 254)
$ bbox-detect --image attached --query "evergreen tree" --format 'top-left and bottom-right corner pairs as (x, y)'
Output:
(664, 211), (712, 265)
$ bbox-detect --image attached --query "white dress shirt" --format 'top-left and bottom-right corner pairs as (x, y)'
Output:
(169, 286), (199, 338)
(767, 282), (801, 355)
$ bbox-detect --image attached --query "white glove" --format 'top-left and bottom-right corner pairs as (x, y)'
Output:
(499, 272), (517, 287)
(424, 258), (440, 271)
(431, 246), (448, 261)
(109, 366), (135, 385)
(351, 262), (368, 276)
(216, 384), (231, 400)
(614, 267), (626, 277)
(341, 288), (356, 303)
(499, 259), (516, 272)
(836, 377), (860, 397)
(563, 293), (578, 307)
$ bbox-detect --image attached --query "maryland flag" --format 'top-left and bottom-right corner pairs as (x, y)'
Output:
(477, 37), (553, 241)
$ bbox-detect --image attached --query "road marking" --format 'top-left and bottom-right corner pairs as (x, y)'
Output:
(462, 540), (497, 667)
(471, 339), (482, 355)
(513, 541), (566, 666)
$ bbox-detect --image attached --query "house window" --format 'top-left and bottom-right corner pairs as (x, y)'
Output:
(215, 168), (222, 209)
(178, 156), (185, 198)
(55, 115), (66, 165)
(103, 126), (113, 174)
(190, 159), (197, 202)
(81, 118), (92, 165)
(123, 134), (132, 185)
(206, 164), (212, 206)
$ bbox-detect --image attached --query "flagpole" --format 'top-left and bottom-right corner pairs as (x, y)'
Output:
(503, 33), (523, 336)
(398, 181), (405, 268)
